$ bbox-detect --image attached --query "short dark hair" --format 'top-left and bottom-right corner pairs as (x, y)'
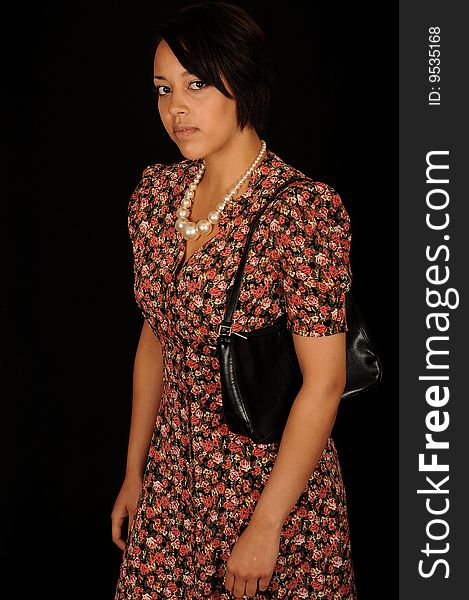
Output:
(155, 1), (273, 135)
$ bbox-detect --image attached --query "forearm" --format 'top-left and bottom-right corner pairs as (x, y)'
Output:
(125, 321), (164, 479)
(250, 381), (343, 531)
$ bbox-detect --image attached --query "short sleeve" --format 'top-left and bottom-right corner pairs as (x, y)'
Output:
(127, 163), (165, 258)
(270, 180), (352, 337)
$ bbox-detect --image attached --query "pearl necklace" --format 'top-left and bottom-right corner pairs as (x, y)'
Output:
(174, 140), (267, 241)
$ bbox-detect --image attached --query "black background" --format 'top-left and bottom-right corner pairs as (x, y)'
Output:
(4, 1), (397, 598)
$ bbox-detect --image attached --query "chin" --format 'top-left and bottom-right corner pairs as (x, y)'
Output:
(174, 141), (206, 162)
(178, 149), (204, 161)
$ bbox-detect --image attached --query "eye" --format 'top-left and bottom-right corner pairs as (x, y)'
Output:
(154, 85), (171, 97)
(188, 80), (207, 91)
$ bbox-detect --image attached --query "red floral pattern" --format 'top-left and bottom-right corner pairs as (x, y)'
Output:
(115, 150), (356, 599)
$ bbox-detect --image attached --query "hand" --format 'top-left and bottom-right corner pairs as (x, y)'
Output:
(224, 520), (281, 598)
(111, 474), (143, 550)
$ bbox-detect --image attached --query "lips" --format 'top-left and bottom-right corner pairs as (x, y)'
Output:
(173, 125), (198, 140)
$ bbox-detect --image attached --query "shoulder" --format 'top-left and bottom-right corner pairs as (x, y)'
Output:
(267, 172), (352, 270)
(269, 174), (351, 237)
(130, 158), (197, 211)
(138, 158), (195, 187)
(264, 152), (348, 220)
(128, 158), (199, 242)
(277, 175), (342, 205)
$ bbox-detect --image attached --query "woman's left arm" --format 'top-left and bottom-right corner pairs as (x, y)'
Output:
(224, 331), (347, 598)
(250, 330), (346, 529)
(224, 181), (351, 598)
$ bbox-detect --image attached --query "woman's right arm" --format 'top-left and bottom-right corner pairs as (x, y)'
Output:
(111, 319), (164, 550)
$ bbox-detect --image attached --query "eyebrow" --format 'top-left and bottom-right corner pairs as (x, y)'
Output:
(153, 70), (191, 80)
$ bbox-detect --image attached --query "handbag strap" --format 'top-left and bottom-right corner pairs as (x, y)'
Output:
(219, 175), (306, 332)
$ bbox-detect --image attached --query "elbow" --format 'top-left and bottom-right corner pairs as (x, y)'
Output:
(301, 369), (346, 399)
(335, 368), (347, 396)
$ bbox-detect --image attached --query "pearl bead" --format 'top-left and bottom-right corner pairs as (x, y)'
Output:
(196, 219), (212, 235)
(174, 140), (267, 241)
(175, 217), (189, 232)
(182, 221), (200, 240)
(177, 207), (190, 219)
(208, 210), (220, 224)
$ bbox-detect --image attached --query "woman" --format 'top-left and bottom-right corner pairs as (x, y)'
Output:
(112, 2), (356, 598)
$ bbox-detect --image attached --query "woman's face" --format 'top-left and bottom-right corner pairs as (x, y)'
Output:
(153, 40), (240, 160)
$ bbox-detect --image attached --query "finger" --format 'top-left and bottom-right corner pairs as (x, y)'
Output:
(127, 512), (136, 537)
(245, 577), (259, 596)
(128, 504), (137, 523)
(112, 515), (126, 550)
(233, 577), (247, 599)
(258, 576), (271, 592)
(114, 538), (126, 551)
(224, 570), (235, 593)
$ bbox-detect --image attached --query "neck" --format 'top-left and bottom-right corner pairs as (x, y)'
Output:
(200, 130), (265, 197)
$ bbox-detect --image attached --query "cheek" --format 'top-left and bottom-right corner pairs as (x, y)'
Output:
(158, 103), (171, 128)
(206, 98), (237, 128)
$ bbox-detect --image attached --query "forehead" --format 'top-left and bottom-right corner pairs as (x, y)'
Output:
(153, 40), (186, 75)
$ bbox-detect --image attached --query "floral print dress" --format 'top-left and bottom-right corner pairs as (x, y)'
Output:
(115, 149), (357, 599)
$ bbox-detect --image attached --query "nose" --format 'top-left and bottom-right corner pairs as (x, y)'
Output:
(168, 90), (189, 117)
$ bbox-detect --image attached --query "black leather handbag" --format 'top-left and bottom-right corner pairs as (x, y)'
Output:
(217, 176), (383, 444)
